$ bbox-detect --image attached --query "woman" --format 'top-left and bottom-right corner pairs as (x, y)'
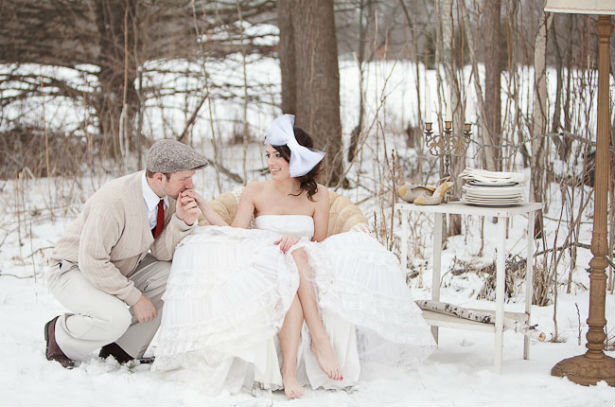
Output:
(150, 115), (435, 398)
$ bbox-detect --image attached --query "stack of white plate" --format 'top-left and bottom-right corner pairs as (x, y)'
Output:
(461, 181), (525, 207)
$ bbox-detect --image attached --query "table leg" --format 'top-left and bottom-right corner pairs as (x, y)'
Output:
(401, 208), (408, 272)
(494, 216), (506, 373)
(431, 213), (443, 343)
(524, 211), (535, 360)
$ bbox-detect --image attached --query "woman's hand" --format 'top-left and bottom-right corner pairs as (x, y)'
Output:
(182, 189), (205, 206)
(182, 190), (228, 227)
(274, 235), (300, 253)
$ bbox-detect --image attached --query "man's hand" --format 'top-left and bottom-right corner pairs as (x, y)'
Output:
(175, 190), (201, 225)
(274, 236), (300, 254)
(132, 295), (157, 323)
(182, 189), (205, 206)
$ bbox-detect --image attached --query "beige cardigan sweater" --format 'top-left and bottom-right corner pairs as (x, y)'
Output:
(51, 171), (194, 306)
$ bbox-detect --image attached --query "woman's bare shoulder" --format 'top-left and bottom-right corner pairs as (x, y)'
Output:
(240, 181), (266, 201)
(244, 180), (266, 193)
(314, 184), (330, 204)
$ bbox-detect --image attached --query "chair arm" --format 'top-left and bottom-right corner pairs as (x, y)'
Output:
(199, 187), (370, 237)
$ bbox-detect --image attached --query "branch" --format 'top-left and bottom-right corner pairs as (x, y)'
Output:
(178, 93), (208, 143)
(535, 241), (615, 270)
(548, 131), (615, 153)
(206, 158), (243, 184)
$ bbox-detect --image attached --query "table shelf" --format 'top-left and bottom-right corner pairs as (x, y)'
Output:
(421, 310), (528, 332)
(397, 200), (542, 373)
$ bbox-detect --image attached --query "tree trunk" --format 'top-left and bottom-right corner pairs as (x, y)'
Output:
(550, 17), (565, 160)
(439, 0), (463, 236)
(348, 0), (370, 163)
(562, 14), (574, 161)
(288, 0), (344, 186)
(278, 0), (296, 115)
(531, 13), (552, 238)
(461, 1), (493, 172)
(94, 0), (138, 162)
(483, 0), (502, 171)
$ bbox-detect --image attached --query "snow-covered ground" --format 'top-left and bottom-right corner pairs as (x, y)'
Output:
(1, 156), (614, 406)
(2, 54), (615, 405)
(1, 273), (613, 406)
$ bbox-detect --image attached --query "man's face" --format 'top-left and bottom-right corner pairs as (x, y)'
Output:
(161, 170), (195, 199)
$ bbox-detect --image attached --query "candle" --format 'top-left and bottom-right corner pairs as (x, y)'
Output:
(425, 79), (431, 123)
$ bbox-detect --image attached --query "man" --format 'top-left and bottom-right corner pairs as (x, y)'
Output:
(44, 139), (207, 368)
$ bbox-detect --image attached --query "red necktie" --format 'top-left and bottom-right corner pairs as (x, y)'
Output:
(153, 199), (164, 238)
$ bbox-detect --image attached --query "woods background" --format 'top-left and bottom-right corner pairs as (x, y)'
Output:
(1, 0), (614, 318)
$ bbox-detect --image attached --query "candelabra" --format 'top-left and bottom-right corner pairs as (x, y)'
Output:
(424, 121), (472, 176)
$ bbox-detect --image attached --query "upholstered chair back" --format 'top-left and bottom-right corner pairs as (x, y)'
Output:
(199, 188), (369, 236)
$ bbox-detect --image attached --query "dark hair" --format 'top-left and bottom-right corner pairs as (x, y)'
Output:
(145, 170), (171, 180)
(273, 126), (321, 201)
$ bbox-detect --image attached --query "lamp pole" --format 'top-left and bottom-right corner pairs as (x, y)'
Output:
(551, 15), (615, 387)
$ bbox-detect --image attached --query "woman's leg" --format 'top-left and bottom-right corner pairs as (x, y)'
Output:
(291, 248), (342, 381)
(278, 295), (305, 398)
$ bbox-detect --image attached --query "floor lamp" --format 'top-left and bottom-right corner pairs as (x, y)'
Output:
(544, 0), (615, 387)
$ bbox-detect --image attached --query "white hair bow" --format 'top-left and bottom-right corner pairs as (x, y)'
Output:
(265, 114), (325, 177)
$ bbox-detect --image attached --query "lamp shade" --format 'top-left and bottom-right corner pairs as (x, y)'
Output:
(544, 0), (615, 14)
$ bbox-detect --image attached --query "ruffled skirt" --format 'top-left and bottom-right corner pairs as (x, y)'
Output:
(149, 226), (434, 393)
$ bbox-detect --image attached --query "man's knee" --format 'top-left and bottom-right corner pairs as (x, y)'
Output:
(150, 261), (171, 287)
(141, 261), (171, 299)
(104, 303), (133, 340)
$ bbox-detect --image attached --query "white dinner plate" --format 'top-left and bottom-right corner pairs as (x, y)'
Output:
(467, 181), (519, 187)
(463, 188), (526, 197)
(464, 193), (523, 200)
(463, 185), (525, 194)
(461, 198), (524, 207)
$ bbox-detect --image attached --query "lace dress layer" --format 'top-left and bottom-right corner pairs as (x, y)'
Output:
(150, 215), (434, 393)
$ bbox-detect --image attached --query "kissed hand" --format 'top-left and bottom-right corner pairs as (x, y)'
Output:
(176, 189), (201, 225)
(181, 189), (205, 206)
(274, 235), (300, 253)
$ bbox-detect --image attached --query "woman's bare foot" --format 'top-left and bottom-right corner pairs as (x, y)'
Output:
(311, 336), (343, 380)
(282, 370), (304, 399)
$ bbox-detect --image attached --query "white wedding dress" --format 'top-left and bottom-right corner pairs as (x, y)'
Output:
(150, 215), (435, 394)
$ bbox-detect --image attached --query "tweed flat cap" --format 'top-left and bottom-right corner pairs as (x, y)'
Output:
(146, 139), (208, 173)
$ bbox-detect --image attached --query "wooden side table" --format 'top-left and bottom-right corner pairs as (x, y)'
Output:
(397, 201), (543, 373)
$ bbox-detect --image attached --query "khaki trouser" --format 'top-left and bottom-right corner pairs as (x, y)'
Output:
(46, 255), (170, 361)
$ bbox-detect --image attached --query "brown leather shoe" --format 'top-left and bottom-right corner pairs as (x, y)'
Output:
(99, 343), (155, 364)
(44, 316), (75, 369)
(99, 342), (134, 364)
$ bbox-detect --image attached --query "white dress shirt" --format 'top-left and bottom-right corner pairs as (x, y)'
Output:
(142, 172), (169, 230)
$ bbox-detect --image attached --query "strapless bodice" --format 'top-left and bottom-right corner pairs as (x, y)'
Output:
(254, 215), (314, 239)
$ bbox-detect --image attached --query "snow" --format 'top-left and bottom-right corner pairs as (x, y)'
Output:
(1, 274), (614, 405)
(1, 57), (615, 404)
(1, 163), (614, 406)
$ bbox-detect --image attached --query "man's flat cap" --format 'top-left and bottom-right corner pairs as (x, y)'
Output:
(146, 139), (208, 173)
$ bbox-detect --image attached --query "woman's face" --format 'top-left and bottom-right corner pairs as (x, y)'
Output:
(265, 144), (290, 180)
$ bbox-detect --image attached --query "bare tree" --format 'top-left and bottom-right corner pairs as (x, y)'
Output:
(531, 12), (553, 238)
(277, 0), (297, 115)
(0, 0), (276, 160)
(435, 0), (464, 236)
(347, 0), (371, 164)
(482, 0), (502, 171)
(278, 0), (344, 185)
